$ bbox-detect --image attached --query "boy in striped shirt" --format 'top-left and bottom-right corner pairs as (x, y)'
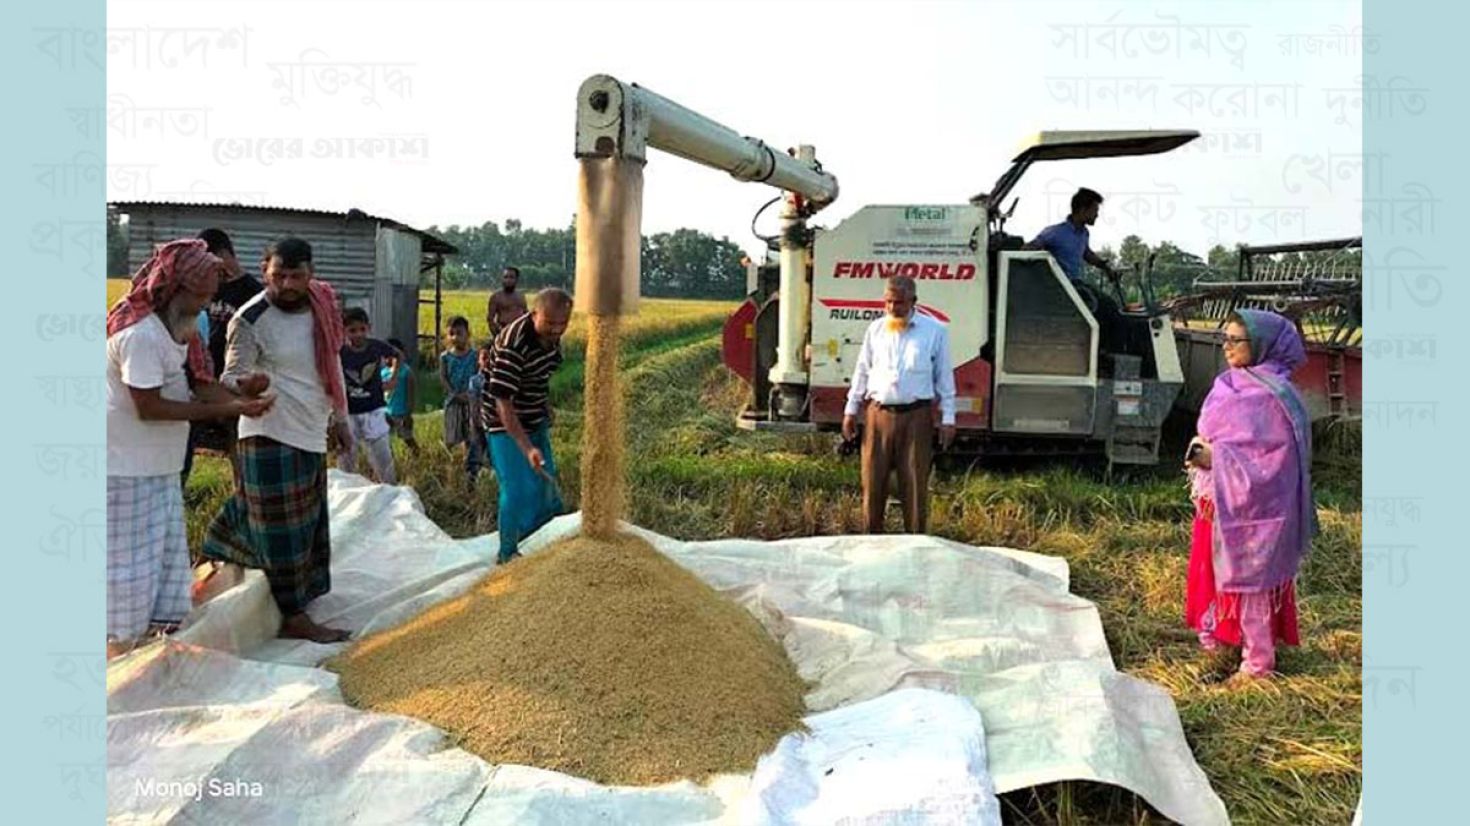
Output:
(481, 289), (572, 564)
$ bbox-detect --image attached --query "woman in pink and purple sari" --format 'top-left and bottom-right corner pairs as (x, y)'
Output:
(1185, 309), (1318, 678)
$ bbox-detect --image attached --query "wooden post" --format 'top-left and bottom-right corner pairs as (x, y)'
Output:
(434, 254), (443, 358)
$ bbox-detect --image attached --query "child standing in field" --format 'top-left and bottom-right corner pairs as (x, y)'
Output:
(337, 308), (398, 484)
(464, 342), (494, 481)
(381, 337), (419, 455)
(440, 316), (479, 467)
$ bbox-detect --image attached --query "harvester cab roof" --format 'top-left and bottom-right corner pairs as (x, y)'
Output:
(973, 129), (1201, 222)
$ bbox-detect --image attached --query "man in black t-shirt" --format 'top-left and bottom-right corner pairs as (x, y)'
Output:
(183, 228), (265, 485)
(336, 307), (398, 484)
(198, 228), (265, 376)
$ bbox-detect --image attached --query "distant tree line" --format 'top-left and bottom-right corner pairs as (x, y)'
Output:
(107, 210), (129, 276)
(105, 213), (751, 300)
(424, 220), (749, 299)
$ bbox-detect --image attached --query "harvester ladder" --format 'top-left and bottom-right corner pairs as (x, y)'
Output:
(1327, 349), (1347, 417)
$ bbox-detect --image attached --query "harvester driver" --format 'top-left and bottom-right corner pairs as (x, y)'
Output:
(1025, 186), (1126, 350)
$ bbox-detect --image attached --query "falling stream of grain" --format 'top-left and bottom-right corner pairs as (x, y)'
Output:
(580, 313), (625, 538)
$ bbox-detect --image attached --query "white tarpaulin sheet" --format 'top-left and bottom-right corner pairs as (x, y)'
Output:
(741, 688), (1001, 825)
(107, 472), (1229, 825)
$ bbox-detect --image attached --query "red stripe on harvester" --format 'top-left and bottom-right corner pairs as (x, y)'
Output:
(817, 298), (950, 324)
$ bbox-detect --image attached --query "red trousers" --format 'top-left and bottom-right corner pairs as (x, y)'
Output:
(1186, 499), (1300, 675)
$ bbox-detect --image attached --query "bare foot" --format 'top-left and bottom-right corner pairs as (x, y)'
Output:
(279, 613), (351, 643)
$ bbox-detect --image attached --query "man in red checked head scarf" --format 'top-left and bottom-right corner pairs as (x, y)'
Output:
(106, 239), (276, 660)
(200, 236), (356, 644)
(109, 238), (220, 381)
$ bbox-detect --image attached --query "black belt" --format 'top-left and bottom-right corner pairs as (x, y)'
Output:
(874, 399), (932, 413)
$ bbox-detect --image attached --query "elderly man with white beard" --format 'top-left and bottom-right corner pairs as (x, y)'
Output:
(840, 275), (956, 534)
(105, 239), (275, 659)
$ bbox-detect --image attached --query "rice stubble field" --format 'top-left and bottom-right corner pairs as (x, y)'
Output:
(109, 281), (1362, 824)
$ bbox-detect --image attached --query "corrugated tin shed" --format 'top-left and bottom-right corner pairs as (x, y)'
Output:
(110, 201), (457, 362)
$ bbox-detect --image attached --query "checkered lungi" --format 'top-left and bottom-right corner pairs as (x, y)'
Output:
(107, 474), (193, 641)
(201, 436), (331, 615)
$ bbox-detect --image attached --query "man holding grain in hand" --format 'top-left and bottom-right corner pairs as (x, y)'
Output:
(105, 239), (275, 659)
(201, 237), (354, 644)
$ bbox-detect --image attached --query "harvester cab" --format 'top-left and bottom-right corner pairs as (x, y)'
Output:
(723, 129), (1201, 466)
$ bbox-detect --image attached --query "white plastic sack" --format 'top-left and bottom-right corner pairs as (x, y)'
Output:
(106, 471), (1229, 825)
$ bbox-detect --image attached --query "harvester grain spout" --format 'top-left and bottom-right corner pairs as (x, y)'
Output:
(573, 74), (839, 530)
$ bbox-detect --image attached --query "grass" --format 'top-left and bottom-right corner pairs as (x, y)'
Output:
(129, 281), (1359, 824)
(418, 288), (737, 349)
(609, 341), (1360, 826)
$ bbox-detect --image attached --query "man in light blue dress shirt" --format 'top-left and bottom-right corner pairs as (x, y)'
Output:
(841, 276), (956, 534)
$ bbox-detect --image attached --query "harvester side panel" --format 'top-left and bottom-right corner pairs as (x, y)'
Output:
(721, 299), (757, 385)
(808, 205), (991, 429)
(992, 253), (1099, 435)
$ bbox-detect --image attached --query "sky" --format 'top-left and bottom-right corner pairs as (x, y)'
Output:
(107, 0), (1365, 260)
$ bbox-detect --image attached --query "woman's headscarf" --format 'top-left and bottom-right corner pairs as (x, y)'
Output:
(1195, 309), (1318, 593)
(106, 239), (219, 383)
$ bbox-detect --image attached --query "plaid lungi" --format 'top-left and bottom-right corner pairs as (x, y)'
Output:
(201, 436), (331, 615)
(107, 475), (193, 641)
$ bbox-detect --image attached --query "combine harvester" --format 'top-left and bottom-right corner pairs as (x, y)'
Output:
(722, 133), (1363, 464)
(1165, 237), (1362, 423)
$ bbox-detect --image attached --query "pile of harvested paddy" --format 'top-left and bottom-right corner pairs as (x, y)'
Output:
(331, 533), (807, 786)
